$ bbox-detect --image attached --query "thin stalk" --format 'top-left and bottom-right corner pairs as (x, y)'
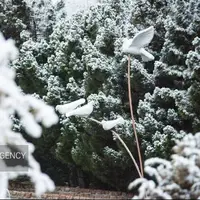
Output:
(88, 117), (142, 178)
(111, 130), (142, 178)
(127, 55), (144, 177)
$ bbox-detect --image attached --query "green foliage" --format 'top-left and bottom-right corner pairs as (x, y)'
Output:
(0, 0), (31, 46)
(3, 0), (200, 192)
(138, 0), (200, 159)
(50, 0), (157, 190)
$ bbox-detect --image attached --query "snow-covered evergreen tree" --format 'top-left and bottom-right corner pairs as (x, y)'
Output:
(0, 0), (70, 185)
(5, 0), (200, 191)
(25, 0), (56, 41)
(0, 0), (32, 46)
(137, 0), (200, 159)
(45, 0), (157, 189)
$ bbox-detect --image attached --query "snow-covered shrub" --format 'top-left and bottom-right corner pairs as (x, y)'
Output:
(0, 33), (58, 198)
(129, 132), (200, 199)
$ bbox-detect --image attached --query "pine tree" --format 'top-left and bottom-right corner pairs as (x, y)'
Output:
(48, 0), (158, 189)
(0, 0), (69, 186)
(7, 0), (200, 191)
(137, 0), (200, 159)
(26, 0), (56, 41)
(0, 0), (32, 46)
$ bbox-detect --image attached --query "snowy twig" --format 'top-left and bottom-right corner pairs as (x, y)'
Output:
(0, 33), (58, 198)
(127, 55), (144, 177)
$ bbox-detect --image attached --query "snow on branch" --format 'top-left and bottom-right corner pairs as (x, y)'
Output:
(0, 33), (58, 198)
(129, 132), (200, 199)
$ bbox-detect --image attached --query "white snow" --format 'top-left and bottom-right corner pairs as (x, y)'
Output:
(0, 33), (58, 198)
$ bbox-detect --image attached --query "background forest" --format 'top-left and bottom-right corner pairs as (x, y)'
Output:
(1, 0), (199, 193)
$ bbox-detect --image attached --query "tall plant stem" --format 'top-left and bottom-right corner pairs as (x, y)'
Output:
(88, 117), (142, 178)
(127, 55), (144, 177)
(111, 130), (142, 178)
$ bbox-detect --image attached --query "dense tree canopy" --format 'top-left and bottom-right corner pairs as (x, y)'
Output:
(1, 0), (199, 191)
(0, 0), (32, 46)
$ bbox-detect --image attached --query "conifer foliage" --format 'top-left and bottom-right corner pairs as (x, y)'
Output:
(1, 0), (200, 193)
(138, 0), (200, 159)
(0, 0), (31, 46)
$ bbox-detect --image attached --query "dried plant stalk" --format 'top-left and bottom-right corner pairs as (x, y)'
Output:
(127, 55), (144, 177)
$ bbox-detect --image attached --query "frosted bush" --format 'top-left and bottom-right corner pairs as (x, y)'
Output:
(0, 33), (58, 198)
(129, 132), (200, 199)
